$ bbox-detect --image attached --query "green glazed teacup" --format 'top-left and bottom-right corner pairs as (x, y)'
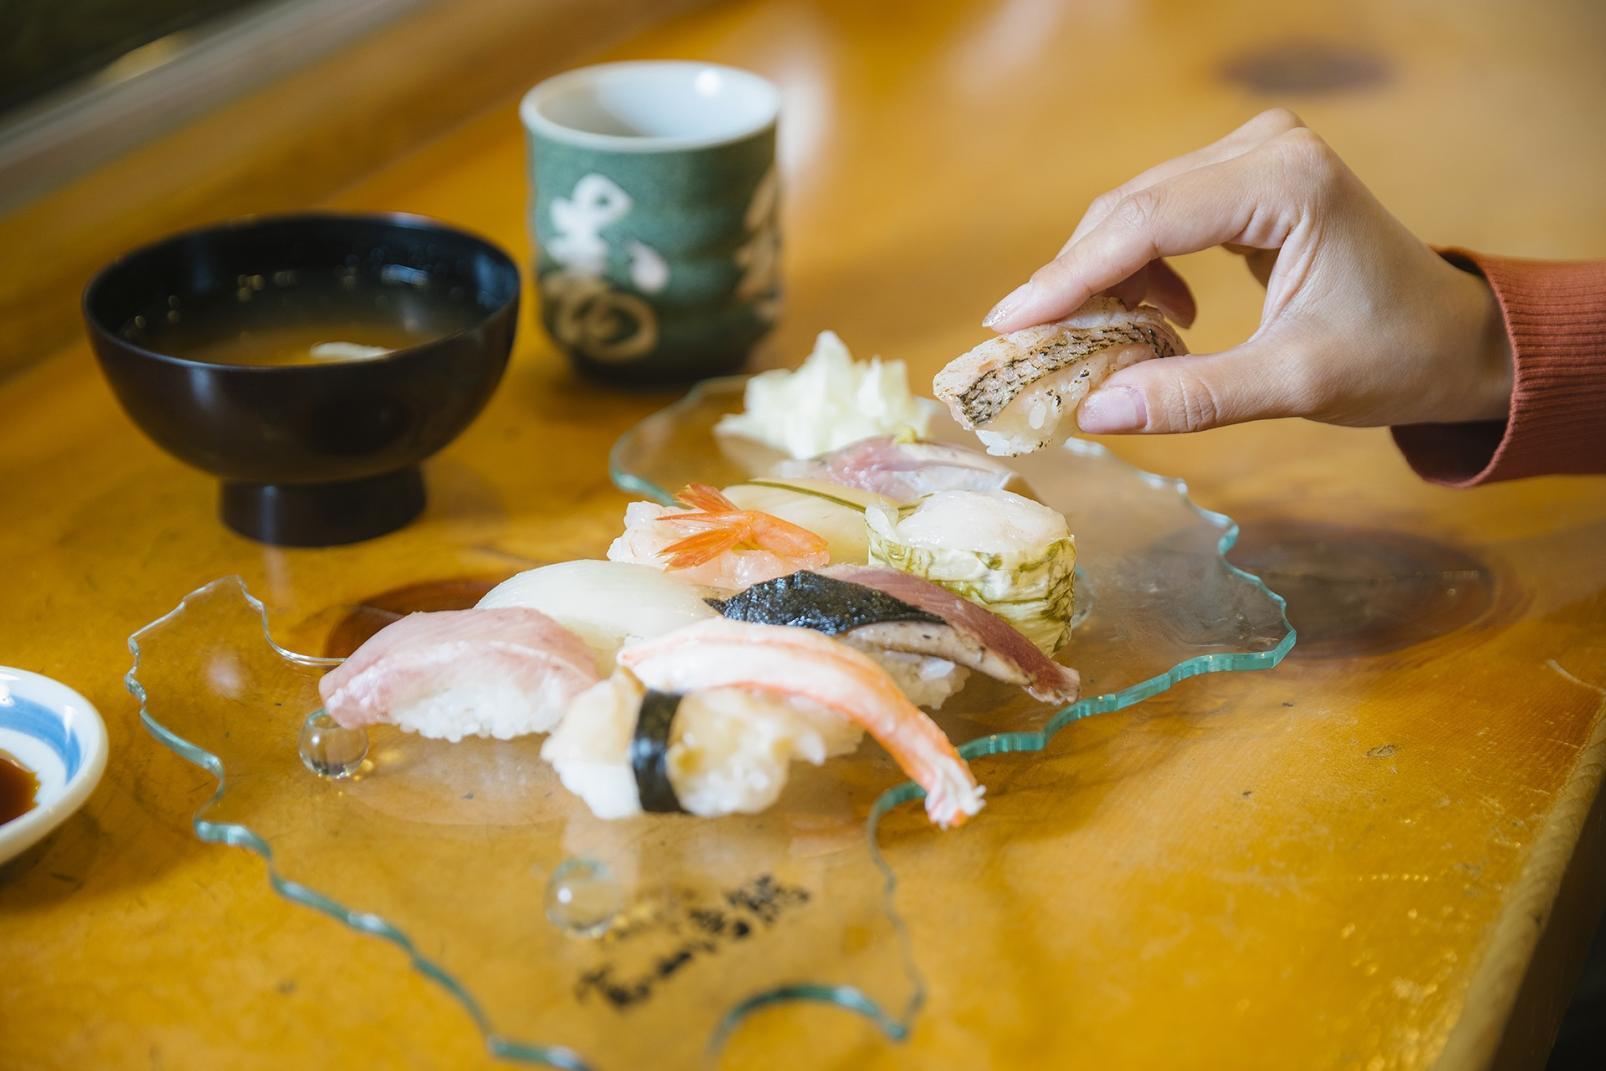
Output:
(520, 61), (780, 384)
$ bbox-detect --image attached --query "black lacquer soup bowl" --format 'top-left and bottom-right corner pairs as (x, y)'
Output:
(83, 212), (520, 546)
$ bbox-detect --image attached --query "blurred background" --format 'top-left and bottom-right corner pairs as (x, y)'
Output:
(5, 0), (1605, 388)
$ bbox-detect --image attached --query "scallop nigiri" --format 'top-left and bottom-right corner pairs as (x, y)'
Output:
(318, 608), (599, 741)
(541, 672), (863, 819)
(607, 484), (829, 590)
(616, 619), (984, 827)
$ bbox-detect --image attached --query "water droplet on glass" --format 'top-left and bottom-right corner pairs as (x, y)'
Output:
(299, 711), (368, 779)
(546, 858), (622, 937)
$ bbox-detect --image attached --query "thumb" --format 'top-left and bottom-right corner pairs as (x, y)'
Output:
(1075, 343), (1305, 434)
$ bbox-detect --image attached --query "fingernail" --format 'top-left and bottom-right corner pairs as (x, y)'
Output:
(983, 281), (1035, 328)
(1077, 387), (1147, 433)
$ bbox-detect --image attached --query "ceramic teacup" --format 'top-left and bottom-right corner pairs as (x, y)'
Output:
(521, 61), (780, 384)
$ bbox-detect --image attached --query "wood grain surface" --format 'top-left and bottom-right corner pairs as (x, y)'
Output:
(3, 1), (1605, 1069)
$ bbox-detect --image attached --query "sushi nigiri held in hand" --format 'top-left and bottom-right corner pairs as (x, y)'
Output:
(935, 297), (1186, 456)
(318, 607), (599, 741)
(608, 483), (829, 590)
(541, 671), (863, 819)
(616, 618), (985, 828)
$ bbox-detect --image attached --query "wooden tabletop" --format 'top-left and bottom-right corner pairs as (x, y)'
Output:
(4, 1), (1606, 1068)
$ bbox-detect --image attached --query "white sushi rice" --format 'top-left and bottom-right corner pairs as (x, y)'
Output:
(391, 673), (582, 742)
(856, 649), (969, 710)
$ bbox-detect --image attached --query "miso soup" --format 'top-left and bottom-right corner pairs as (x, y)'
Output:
(119, 265), (487, 367)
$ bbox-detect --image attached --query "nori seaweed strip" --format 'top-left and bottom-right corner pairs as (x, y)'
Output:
(631, 690), (687, 814)
(707, 571), (944, 635)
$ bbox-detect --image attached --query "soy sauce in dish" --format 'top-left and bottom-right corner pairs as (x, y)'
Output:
(0, 749), (38, 825)
(117, 265), (486, 367)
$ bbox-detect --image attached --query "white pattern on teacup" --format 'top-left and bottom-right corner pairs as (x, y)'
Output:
(734, 165), (780, 323)
(549, 174), (632, 275)
(546, 174), (663, 362)
(626, 241), (669, 294)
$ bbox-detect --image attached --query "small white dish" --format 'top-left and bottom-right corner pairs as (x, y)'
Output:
(0, 666), (108, 865)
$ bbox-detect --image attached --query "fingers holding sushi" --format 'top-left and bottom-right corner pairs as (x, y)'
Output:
(617, 619), (985, 828)
(318, 608), (600, 741)
(934, 297), (1185, 456)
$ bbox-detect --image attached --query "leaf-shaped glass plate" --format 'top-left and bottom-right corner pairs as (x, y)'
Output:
(131, 377), (1293, 1070)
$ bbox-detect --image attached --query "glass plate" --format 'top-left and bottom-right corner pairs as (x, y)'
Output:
(131, 378), (1294, 1069)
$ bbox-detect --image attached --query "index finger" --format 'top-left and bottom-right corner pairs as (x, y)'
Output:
(985, 148), (1301, 332)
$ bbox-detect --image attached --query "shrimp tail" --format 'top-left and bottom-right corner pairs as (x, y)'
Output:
(661, 524), (747, 568)
(675, 483), (740, 513)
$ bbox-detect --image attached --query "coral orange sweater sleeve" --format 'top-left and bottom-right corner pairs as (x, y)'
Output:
(1392, 250), (1606, 486)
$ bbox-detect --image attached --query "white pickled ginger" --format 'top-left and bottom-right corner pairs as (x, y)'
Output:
(716, 331), (938, 459)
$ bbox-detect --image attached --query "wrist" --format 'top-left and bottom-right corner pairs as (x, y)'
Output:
(1442, 260), (1514, 423)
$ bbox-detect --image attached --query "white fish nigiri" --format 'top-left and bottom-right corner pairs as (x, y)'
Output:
(319, 608), (599, 741)
(541, 672), (862, 819)
(935, 298), (1185, 455)
(477, 560), (718, 669)
(617, 619), (984, 828)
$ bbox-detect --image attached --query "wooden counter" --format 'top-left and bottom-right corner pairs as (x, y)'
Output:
(3, 1), (1605, 1068)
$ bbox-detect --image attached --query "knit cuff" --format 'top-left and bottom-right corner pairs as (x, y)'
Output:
(1392, 249), (1606, 486)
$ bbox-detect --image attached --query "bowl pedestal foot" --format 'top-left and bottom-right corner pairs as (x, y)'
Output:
(220, 467), (425, 546)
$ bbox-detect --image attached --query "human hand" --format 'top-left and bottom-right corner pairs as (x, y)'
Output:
(981, 109), (1513, 434)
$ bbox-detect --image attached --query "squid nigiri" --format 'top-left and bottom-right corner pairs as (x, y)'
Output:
(319, 608), (599, 740)
(934, 297), (1185, 456)
(607, 484), (829, 590)
(476, 560), (718, 669)
(616, 619), (984, 828)
(541, 672), (863, 819)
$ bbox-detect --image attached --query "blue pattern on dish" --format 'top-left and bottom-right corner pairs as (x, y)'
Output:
(0, 694), (83, 780)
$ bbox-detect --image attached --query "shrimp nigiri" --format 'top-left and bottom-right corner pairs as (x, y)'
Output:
(541, 672), (863, 819)
(608, 484), (829, 590)
(617, 619), (984, 827)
